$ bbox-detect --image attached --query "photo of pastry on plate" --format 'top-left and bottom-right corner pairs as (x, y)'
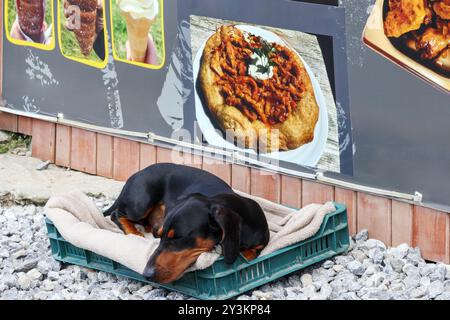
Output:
(59, 0), (107, 66)
(7, 0), (54, 47)
(384, 0), (450, 77)
(111, 0), (164, 68)
(192, 16), (342, 171)
(198, 25), (319, 153)
(363, 0), (450, 92)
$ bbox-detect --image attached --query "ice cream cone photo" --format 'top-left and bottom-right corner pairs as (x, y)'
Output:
(5, 0), (55, 50)
(111, 0), (165, 68)
(58, 0), (108, 68)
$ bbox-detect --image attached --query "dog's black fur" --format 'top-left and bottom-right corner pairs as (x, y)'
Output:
(104, 163), (269, 283)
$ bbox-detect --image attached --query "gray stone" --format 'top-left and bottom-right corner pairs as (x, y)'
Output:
(300, 273), (313, 287)
(0, 249), (9, 258)
(366, 273), (385, 288)
(366, 239), (386, 251)
(444, 280), (450, 291)
(394, 243), (410, 259)
(17, 273), (31, 290)
(47, 271), (60, 281)
(410, 286), (428, 299)
(42, 279), (55, 291)
(286, 275), (301, 287)
(27, 269), (43, 281)
(61, 289), (73, 300)
(302, 284), (317, 299)
(403, 263), (419, 276)
(0, 131), (10, 143)
(420, 264), (435, 277)
(387, 258), (405, 273)
(347, 260), (365, 276)
(72, 290), (89, 300)
(390, 281), (405, 292)
(338, 292), (361, 300)
(350, 250), (367, 263)
(1, 274), (17, 288)
(354, 229), (368, 242)
(1, 288), (19, 300)
(97, 272), (109, 282)
(33, 291), (51, 300)
(419, 277), (431, 287)
(319, 283), (333, 300)
(348, 280), (362, 292)
(14, 257), (39, 273)
(368, 248), (384, 265)
(127, 282), (141, 293)
(333, 265), (345, 273)
(364, 265), (379, 277)
(429, 264), (447, 282)
(49, 292), (71, 301)
(252, 290), (273, 300)
(35, 160), (51, 171)
(143, 289), (167, 300)
(407, 248), (423, 266)
(12, 249), (28, 259)
(283, 286), (302, 298)
(435, 292), (450, 300)
(403, 273), (421, 289)
(334, 255), (352, 266)
(428, 281), (444, 299)
(362, 288), (392, 300)
(322, 260), (334, 269)
(134, 285), (153, 297)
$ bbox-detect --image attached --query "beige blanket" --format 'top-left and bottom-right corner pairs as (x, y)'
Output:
(44, 190), (335, 275)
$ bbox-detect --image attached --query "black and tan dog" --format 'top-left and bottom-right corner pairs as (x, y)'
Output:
(104, 163), (269, 283)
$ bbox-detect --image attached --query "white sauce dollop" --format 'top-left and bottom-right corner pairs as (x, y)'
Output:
(248, 52), (274, 81)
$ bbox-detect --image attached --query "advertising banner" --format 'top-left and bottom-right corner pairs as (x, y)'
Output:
(2, 0), (450, 210)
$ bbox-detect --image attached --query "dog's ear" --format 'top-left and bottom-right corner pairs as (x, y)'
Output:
(176, 193), (204, 202)
(210, 206), (242, 264)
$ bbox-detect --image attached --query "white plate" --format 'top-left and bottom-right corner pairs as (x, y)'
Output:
(193, 25), (328, 168)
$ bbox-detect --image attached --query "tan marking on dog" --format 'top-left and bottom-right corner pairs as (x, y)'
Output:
(119, 217), (144, 237)
(152, 238), (216, 283)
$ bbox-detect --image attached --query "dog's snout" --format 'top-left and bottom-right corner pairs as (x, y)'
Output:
(143, 265), (156, 280)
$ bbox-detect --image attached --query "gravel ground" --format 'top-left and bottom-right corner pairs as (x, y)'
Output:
(0, 200), (449, 300)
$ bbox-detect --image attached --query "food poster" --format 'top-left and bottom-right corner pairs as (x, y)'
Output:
(2, 0), (175, 133)
(364, 0), (450, 92)
(5, 1), (450, 210)
(188, 9), (352, 175)
(1, 0), (354, 175)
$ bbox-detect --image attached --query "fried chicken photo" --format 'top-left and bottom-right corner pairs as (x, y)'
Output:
(384, 0), (450, 75)
(384, 0), (427, 38)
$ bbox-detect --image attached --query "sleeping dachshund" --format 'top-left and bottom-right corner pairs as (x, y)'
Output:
(104, 163), (269, 284)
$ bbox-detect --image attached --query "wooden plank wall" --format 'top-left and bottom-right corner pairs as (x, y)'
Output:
(0, 114), (449, 264)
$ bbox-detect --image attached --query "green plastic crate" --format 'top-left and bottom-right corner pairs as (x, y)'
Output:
(45, 203), (349, 300)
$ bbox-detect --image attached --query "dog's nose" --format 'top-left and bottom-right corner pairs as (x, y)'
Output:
(143, 266), (156, 280)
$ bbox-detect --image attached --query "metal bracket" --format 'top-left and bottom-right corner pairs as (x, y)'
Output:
(413, 192), (423, 203)
(147, 132), (156, 143)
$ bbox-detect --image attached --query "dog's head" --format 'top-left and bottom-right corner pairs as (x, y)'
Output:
(143, 194), (242, 283)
